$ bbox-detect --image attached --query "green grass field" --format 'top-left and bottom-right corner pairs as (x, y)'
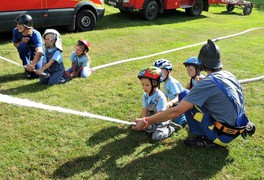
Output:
(0, 0), (264, 179)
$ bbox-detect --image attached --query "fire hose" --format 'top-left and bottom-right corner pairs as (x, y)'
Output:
(0, 55), (49, 77)
(0, 27), (264, 125)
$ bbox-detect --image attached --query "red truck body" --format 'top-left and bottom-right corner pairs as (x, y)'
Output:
(0, 0), (105, 33)
(104, 0), (252, 20)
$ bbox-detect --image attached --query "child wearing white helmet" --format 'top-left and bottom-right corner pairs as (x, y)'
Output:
(183, 57), (205, 89)
(137, 66), (178, 141)
(35, 29), (68, 85)
(153, 59), (187, 129)
(65, 39), (95, 79)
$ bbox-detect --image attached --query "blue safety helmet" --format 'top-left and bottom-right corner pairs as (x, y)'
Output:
(153, 59), (173, 71)
(183, 57), (201, 68)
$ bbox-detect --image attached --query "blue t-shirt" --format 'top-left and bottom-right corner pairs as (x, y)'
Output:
(41, 47), (64, 73)
(142, 89), (167, 112)
(12, 28), (42, 50)
(164, 76), (184, 100)
(184, 70), (243, 127)
(70, 52), (89, 68)
(42, 47), (63, 64)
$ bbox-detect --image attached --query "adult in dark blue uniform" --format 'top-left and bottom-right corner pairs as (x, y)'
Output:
(12, 14), (43, 78)
(133, 39), (255, 148)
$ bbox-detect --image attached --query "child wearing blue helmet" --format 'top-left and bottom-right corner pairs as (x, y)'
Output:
(137, 66), (178, 141)
(183, 57), (205, 89)
(153, 59), (187, 129)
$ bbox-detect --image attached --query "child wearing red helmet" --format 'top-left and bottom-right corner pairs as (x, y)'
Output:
(137, 66), (178, 141)
(65, 40), (95, 79)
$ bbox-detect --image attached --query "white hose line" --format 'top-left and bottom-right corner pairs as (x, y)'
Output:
(93, 27), (264, 70)
(0, 55), (49, 77)
(0, 93), (136, 126)
(239, 76), (264, 84)
(0, 55), (23, 67)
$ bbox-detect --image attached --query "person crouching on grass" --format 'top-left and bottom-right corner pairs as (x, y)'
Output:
(133, 40), (255, 148)
(12, 14), (43, 79)
(35, 29), (68, 85)
(65, 40), (95, 80)
(137, 66), (178, 141)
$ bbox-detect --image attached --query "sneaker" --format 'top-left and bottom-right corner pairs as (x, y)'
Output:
(184, 136), (220, 148)
(145, 124), (156, 133)
(25, 70), (32, 79)
(168, 121), (182, 132)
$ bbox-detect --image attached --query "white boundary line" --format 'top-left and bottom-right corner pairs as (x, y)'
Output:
(92, 27), (264, 70)
(0, 94), (136, 126)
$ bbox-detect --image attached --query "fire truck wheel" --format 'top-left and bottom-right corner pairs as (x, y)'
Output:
(185, 0), (203, 16)
(226, 4), (235, 12)
(143, 1), (158, 21)
(243, 4), (252, 15)
(76, 9), (96, 32)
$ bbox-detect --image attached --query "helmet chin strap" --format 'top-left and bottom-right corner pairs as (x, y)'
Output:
(161, 71), (169, 82)
(149, 79), (154, 96)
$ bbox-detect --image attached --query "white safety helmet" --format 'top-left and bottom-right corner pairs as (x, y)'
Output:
(43, 29), (63, 51)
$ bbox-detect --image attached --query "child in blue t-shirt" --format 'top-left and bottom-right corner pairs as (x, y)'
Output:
(35, 29), (67, 85)
(183, 57), (204, 90)
(153, 59), (187, 129)
(65, 40), (94, 79)
(137, 66), (177, 141)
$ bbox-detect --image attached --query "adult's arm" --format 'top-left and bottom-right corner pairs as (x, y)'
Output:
(132, 99), (193, 130)
(27, 47), (43, 71)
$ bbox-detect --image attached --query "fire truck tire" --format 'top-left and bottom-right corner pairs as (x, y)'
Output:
(143, 1), (158, 21)
(243, 4), (252, 15)
(185, 0), (203, 16)
(226, 4), (235, 12)
(76, 9), (96, 32)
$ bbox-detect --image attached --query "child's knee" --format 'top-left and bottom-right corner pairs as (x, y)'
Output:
(152, 128), (168, 141)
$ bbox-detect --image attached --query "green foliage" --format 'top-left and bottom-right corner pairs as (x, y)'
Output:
(0, 2), (264, 179)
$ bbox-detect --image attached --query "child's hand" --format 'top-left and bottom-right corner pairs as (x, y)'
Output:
(167, 101), (174, 108)
(132, 118), (145, 131)
(35, 69), (43, 75)
(195, 76), (203, 82)
(71, 72), (76, 77)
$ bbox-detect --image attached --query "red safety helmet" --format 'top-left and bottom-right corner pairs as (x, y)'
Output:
(138, 66), (162, 82)
(78, 40), (90, 53)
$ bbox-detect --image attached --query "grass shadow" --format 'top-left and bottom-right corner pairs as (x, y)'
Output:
(95, 10), (207, 30)
(0, 80), (49, 95)
(53, 126), (230, 179)
(213, 11), (245, 16)
(0, 72), (27, 84)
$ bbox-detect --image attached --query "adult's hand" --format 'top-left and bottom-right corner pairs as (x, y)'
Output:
(26, 63), (36, 71)
(132, 118), (145, 131)
(21, 37), (30, 43)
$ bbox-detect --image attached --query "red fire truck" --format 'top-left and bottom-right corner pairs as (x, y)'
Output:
(0, 0), (105, 33)
(104, 0), (252, 21)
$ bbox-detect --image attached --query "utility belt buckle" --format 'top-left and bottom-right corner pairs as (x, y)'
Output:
(214, 121), (245, 135)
